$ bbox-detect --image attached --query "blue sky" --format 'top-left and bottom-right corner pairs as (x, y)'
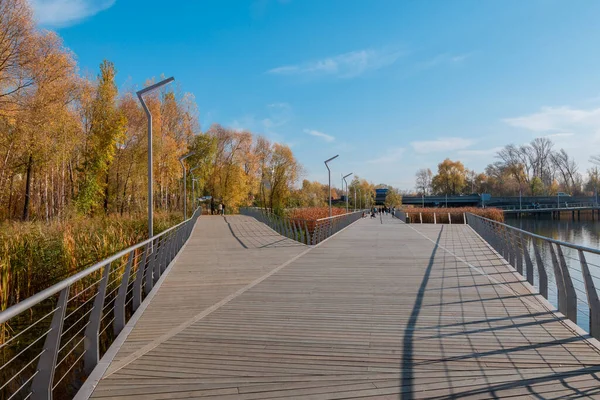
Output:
(31, 0), (600, 190)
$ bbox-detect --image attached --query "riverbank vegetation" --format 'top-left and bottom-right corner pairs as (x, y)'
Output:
(402, 207), (505, 223)
(415, 137), (600, 197)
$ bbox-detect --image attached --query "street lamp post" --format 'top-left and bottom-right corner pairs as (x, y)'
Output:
(137, 77), (175, 239)
(343, 173), (353, 213)
(358, 189), (361, 210)
(354, 186), (357, 211)
(519, 189), (522, 210)
(324, 155), (339, 218)
(179, 152), (195, 220)
(192, 178), (198, 208)
(190, 166), (198, 208)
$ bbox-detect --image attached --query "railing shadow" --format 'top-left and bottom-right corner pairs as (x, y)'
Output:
(401, 226), (444, 398)
(225, 215), (305, 249)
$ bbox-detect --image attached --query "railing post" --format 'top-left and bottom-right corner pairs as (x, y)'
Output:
(114, 252), (134, 336)
(133, 244), (148, 311)
(510, 229), (523, 275)
(549, 243), (569, 319)
(419, 213), (423, 224)
(145, 238), (157, 294)
(31, 286), (69, 400)
(84, 263), (110, 374)
(153, 236), (162, 284)
(532, 239), (548, 299)
(556, 244), (578, 323)
(520, 232), (534, 285)
(433, 213), (436, 224)
(579, 250), (600, 339)
(448, 212), (452, 225)
(304, 220), (311, 245)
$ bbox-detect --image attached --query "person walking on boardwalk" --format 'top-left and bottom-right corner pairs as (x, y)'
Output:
(222, 204), (226, 215)
(218, 203), (223, 215)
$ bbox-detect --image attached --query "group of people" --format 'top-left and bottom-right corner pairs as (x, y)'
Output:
(368, 206), (395, 218)
(209, 202), (226, 215)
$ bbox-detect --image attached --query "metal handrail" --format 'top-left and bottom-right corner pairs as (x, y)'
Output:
(497, 202), (597, 211)
(0, 207), (201, 400)
(0, 212), (194, 324)
(468, 213), (600, 256)
(240, 207), (364, 245)
(466, 213), (600, 340)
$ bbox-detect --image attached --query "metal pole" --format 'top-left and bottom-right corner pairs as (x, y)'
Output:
(422, 193), (424, 207)
(137, 77), (174, 238)
(179, 152), (195, 220)
(354, 187), (356, 211)
(324, 155), (339, 218)
(520, 189), (522, 210)
(343, 173), (352, 213)
(446, 194), (448, 208)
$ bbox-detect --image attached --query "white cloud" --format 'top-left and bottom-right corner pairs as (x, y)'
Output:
(418, 53), (470, 69)
(304, 129), (334, 142)
(367, 147), (405, 164)
(544, 132), (575, 138)
(504, 106), (600, 132)
(267, 47), (405, 79)
(457, 147), (503, 157)
(29, 0), (115, 27)
(410, 137), (474, 154)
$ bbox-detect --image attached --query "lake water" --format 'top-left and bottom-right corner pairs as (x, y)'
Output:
(505, 212), (600, 333)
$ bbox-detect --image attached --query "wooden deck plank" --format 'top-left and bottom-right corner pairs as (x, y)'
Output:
(86, 214), (600, 399)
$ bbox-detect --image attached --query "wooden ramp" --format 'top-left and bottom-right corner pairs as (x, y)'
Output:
(83, 214), (600, 399)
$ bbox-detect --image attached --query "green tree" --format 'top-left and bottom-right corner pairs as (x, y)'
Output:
(431, 159), (466, 195)
(76, 61), (126, 215)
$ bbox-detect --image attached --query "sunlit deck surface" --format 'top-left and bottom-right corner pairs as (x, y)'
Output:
(84, 214), (600, 399)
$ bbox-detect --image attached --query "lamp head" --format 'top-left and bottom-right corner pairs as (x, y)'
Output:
(324, 154), (339, 164)
(137, 77), (175, 99)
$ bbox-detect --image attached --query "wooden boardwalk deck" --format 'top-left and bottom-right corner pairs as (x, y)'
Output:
(82, 214), (600, 399)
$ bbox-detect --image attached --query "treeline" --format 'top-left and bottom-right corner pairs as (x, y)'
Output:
(415, 137), (600, 196)
(0, 0), (307, 223)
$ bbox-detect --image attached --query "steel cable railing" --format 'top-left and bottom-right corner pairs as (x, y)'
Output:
(496, 202), (597, 211)
(0, 208), (201, 400)
(467, 213), (600, 340)
(240, 208), (364, 245)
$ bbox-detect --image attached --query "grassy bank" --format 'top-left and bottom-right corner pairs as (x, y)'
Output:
(0, 212), (183, 312)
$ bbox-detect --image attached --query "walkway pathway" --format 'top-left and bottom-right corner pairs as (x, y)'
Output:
(83, 214), (600, 399)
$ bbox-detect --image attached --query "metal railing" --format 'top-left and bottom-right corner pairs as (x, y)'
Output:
(394, 209), (468, 224)
(467, 213), (600, 339)
(497, 202), (597, 211)
(0, 208), (201, 400)
(240, 208), (364, 245)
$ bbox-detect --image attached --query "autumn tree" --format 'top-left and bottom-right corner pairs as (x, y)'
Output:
(76, 61), (126, 215)
(431, 159), (466, 195)
(384, 187), (402, 207)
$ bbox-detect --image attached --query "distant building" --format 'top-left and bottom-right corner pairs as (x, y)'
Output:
(375, 188), (388, 205)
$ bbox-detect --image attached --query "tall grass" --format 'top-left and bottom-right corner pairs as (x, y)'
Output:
(402, 207), (504, 224)
(0, 212), (182, 312)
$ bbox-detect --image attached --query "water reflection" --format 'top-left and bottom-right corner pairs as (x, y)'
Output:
(505, 213), (600, 333)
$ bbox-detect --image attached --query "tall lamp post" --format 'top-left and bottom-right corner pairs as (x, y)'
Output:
(343, 173), (353, 213)
(179, 152), (195, 219)
(324, 155), (339, 218)
(137, 77), (175, 238)
(190, 166), (198, 208)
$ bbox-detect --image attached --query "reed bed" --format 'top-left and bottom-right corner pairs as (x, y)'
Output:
(402, 207), (504, 224)
(0, 212), (182, 312)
